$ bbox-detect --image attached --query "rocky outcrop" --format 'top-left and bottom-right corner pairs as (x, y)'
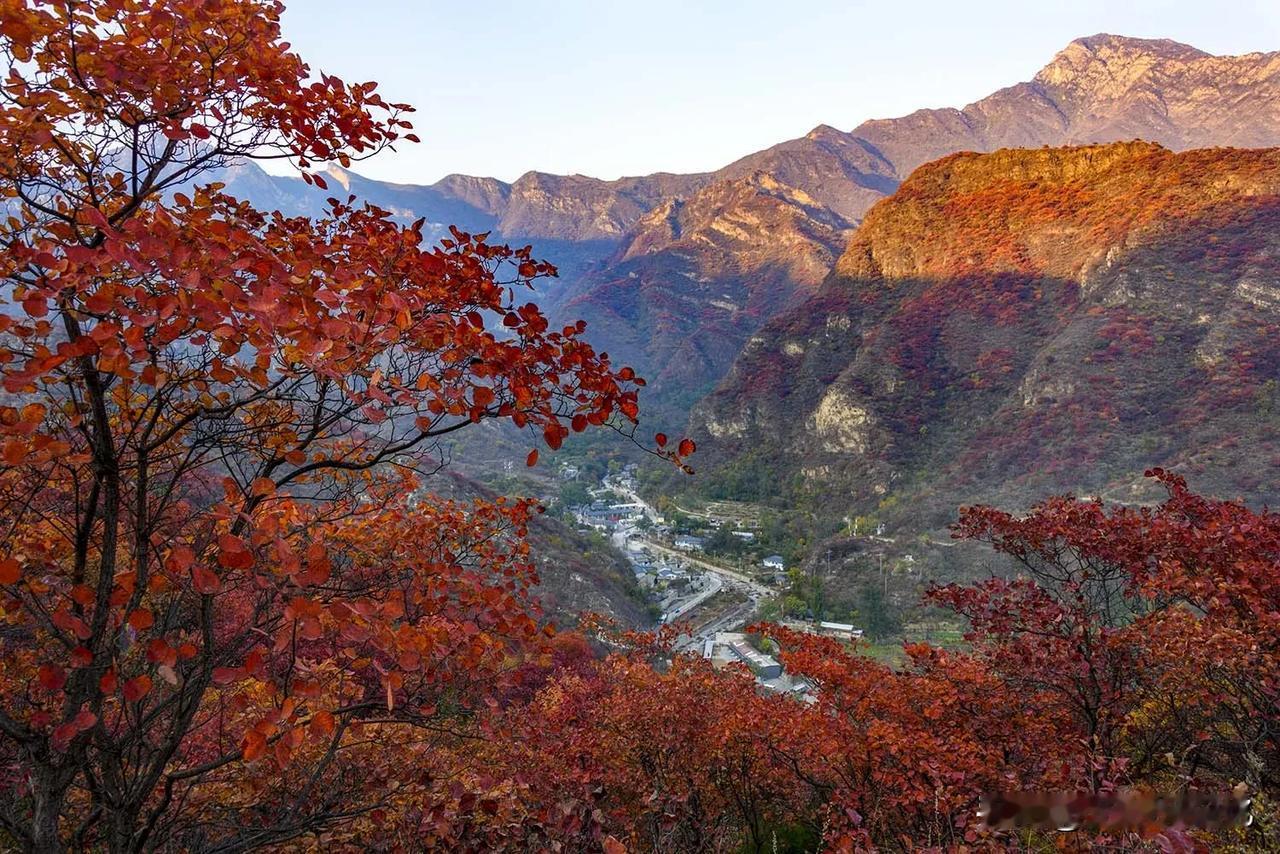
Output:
(214, 35), (1280, 427)
(714, 124), (899, 222)
(556, 172), (855, 414)
(496, 171), (714, 240)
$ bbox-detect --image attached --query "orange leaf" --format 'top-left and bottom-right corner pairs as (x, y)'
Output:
(310, 709), (336, 737)
(525, 449), (538, 467)
(122, 675), (152, 703)
(241, 730), (267, 762)
(127, 609), (154, 631)
(0, 557), (22, 585)
(191, 566), (221, 595)
(2, 439), (26, 465)
(165, 546), (195, 573)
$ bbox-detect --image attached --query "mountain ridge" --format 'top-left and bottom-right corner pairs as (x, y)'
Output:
(554, 35), (1280, 415)
(212, 35), (1280, 428)
(686, 142), (1280, 542)
(853, 34), (1280, 179)
(220, 34), (1280, 242)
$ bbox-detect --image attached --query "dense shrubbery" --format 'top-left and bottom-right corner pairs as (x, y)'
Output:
(360, 471), (1280, 852)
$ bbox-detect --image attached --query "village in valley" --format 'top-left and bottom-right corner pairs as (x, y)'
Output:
(559, 462), (863, 699)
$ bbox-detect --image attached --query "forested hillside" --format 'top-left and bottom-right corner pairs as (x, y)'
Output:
(690, 142), (1280, 533)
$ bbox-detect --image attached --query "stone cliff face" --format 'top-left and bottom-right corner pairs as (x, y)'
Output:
(557, 172), (855, 413)
(537, 36), (1280, 413)
(854, 35), (1280, 179)
(688, 144), (1280, 538)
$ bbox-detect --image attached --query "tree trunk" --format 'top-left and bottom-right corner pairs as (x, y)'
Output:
(29, 765), (70, 854)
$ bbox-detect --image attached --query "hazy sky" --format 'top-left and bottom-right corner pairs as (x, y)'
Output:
(272, 0), (1280, 184)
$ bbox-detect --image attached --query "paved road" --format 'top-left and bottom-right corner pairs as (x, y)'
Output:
(633, 538), (773, 598)
(664, 572), (723, 623)
(604, 477), (771, 650)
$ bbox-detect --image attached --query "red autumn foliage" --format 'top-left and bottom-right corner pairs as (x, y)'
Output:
(0, 0), (701, 847)
(1, 2), (1277, 852)
(391, 471), (1277, 851)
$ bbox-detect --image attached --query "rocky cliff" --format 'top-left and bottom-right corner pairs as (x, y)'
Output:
(542, 36), (1280, 413)
(213, 35), (1280, 438)
(558, 172), (854, 413)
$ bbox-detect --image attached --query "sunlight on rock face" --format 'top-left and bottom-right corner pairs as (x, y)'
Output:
(808, 385), (874, 453)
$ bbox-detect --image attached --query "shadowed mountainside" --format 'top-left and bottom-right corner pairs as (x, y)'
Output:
(686, 143), (1280, 541)
(214, 36), (1280, 459)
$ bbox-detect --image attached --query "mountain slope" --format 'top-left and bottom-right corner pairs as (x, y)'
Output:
(430, 472), (651, 627)
(557, 172), (854, 413)
(213, 36), (1280, 430)
(687, 143), (1280, 538)
(552, 36), (1280, 413)
(854, 34), (1280, 179)
(714, 124), (899, 222)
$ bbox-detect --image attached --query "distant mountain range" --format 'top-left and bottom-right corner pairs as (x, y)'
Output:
(215, 34), (1280, 419)
(852, 34), (1280, 178)
(210, 34), (1280, 621)
(566, 35), (1280, 413)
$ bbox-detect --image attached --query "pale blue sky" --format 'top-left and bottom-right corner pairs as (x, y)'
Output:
(273, 0), (1280, 184)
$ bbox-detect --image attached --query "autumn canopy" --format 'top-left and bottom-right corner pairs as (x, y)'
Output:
(1, 1), (1278, 852)
(0, 0), (671, 848)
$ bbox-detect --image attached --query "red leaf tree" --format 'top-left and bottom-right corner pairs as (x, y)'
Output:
(934, 469), (1280, 820)
(0, 1), (649, 848)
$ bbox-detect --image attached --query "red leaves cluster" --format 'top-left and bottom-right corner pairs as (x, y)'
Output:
(0, 0), (670, 848)
(653, 431), (697, 473)
(389, 471), (1280, 850)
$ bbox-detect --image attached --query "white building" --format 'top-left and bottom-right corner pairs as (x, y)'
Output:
(818, 621), (863, 640)
(763, 554), (786, 570)
(729, 641), (783, 679)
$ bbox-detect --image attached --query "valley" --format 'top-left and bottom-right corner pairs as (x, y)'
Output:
(245, 32), (1280, 631)
(7, 4), (1280, 848)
